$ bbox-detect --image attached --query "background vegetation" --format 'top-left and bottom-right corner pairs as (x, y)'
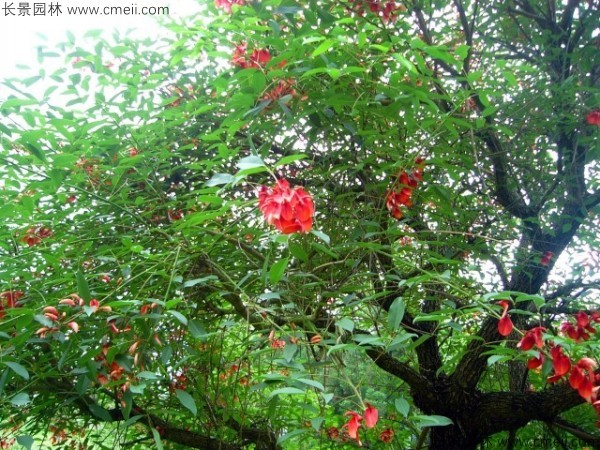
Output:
(0, 0), (598, 448)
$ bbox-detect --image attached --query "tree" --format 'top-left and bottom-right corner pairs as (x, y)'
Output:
(1, 0), (599, 449)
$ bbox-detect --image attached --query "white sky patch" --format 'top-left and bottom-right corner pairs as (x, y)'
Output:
(0, 0), (201, 80)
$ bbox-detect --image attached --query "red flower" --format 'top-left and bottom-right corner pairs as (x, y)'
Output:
(168, 209), (184, 221)
(386, 162), (425, 219)
(526, 352), (544, 370)
(344, 411), (362, 443)
(586, 109), (600, 126)
(231, 43), (271, 69)
(21, 226), (53, 247)
(569, 358), (597, 402)
(561, 311), (597, 342)
(364, 403), (379, 428)
(326, 426), (340, 440)
(0, 290), (24, 319)
(517, 326), (545, 351)
(249, 49), (271, 68)
(258, 178), (314, 234)
(540, 251), (554, 267)
(215, 0), (244, 13)
(547, 345), (572, 383)
(262, 79), (297, 103)
(0, 290), (24, 309)
(379, 428), (394, 443)
(497, 300), (513, 337)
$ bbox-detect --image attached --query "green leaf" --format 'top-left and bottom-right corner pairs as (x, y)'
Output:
(296, 378), (324, 391)
(274, 154), (307, 167)
(289, 243), (308, 262)
(76, 271), (92, 302)
(322, 393), (334, 404)
(388, 297), (405, 330)
(414, 414), (454, 427)
(4, 362), (29, 380)
(310, 417), (325, 431)
(175, 389), (197, 416)
(269, 257), (289, 284)
(311, 230), (330, 245)
(311, 39), (335, 57)
(167, 310), (188, 326)
(336, 318), (355, 332)
(395, 398), (410, 417)
(88, 403), (112, 421)
(237, 155), (265, 171)
(282, 343), (297, 362)
(188, 319), (207, 339)
(151, 427), (164, 450)
(277, 428), (309, 444)
(268, 387), (306, 399)
(16, 435), (34, 450)
(206, 173), (235, 187)
(137, 371), (161, 380)
(10, 392), (30, 406)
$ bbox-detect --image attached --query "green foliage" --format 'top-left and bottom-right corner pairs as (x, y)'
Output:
(0, 0), (599, 449)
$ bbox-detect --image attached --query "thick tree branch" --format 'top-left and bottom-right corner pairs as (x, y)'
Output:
(48, 379), (245, 450)
(551, 417), (600, 447)
(366, 349), (436, 398)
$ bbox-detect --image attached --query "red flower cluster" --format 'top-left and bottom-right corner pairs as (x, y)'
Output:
(215, 0), (244, 13)
(343, 403), (379, 445)
(561, 311), (600, 342)
(0, 290), (24, 319)
(347, 0), (405, 23)
(517, 326), (545, 369)
(586, 109), (600, 126)
(379, 428), (394, 443)
(540, 250), (554, 266)
(263, 79), (297, 104)
(268, 330), (286, 349)
(21, 226), (53, 247)
(232, 42), (271, 69)
(518, 313), (600, 425)
(258, 178), (314, 234)
(386, 158), (424, 219)
(497, 300), (514, 336)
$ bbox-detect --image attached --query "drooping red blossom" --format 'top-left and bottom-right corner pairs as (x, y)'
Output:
(526, 352), (544, 370)
(168, 209), (184, 221)
(258, 178), (314, 234)
(249, 49), (271, 67)
(215, 0), (244, 14)
(569, 358), (598, 402)
(344, 411), (362, 443)
(547, 345), (572, 383)
(586, 109), (600, 126)
(517, 326), (545, 350)
(364, 403), (379, 428)
(497, 300), (513, 337)
(561, 311), (597, 342)
(326, 426), (340, 440)
(379, 428), (394, 443)
(0, 290), (25, 319)
(231, 43), (271, 69)
(386, 159), (425, 219)
(262, 79), (297, 103)
(540, 251), (554, 266)
(0, 290), (24, 308)
(21, 226), (53, 247)
(347, 0), (404, 23)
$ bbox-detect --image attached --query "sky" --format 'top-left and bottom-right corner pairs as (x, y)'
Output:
(0, 0), (201, 81)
